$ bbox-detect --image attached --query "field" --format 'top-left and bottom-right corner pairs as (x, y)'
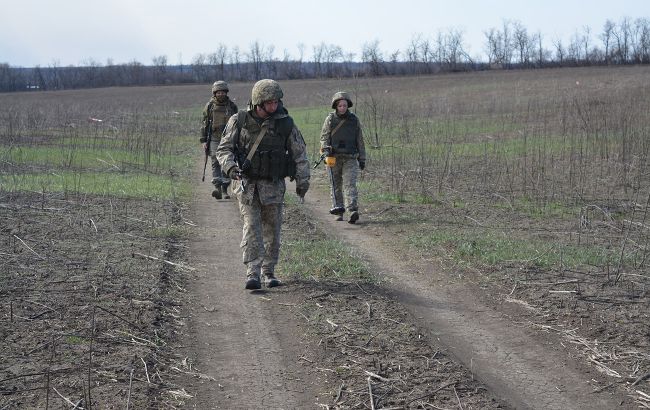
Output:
(1, 66), (649, 408)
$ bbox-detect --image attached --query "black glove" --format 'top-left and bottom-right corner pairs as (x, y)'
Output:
(296, 182), (309, 198)
(358, 160), (365, 170)
(228, 166), (242, 180)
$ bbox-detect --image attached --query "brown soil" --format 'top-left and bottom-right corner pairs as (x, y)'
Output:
(1, 161), (645, 409)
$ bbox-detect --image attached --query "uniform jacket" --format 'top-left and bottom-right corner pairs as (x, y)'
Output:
(320, 111), (366, 161)
(216, 104), (310, 205)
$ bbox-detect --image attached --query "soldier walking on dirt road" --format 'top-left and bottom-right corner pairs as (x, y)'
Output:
(320, 91), (366, 224)
(216, 79), (310, 290)
(200, 80), (238, 200)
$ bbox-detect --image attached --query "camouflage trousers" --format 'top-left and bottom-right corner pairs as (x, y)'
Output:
(238, 189), (284, 278)
(330, 155), (360, 212)
(210, 154), (230, 188)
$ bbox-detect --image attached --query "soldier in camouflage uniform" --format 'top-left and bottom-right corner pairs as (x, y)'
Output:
(320, 91), (366, 224)
(216, 79), (310, 290)
(200, 80), (238, 199)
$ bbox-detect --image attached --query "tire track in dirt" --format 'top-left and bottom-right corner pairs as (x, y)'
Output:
(299, 181), (624, 410)
(178, 167), (326, 409)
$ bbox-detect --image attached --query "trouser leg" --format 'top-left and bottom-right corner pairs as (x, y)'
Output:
(260, 202), (283, 277)
(342, 157), (359, 212)
(238, 192), (264, 279)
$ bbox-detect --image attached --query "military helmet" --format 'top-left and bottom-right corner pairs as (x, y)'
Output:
(251, 79), (283, 105)
(331, 91), (353, 109)
(212, 80), (229, 93)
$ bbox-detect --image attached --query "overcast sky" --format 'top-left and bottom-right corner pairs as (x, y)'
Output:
(1, 0), (648, 67)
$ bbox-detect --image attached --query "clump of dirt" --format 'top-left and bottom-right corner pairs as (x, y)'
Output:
(0, 192), (189, 409)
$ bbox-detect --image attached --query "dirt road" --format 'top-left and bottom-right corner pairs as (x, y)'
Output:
(180, 171), (627, 409)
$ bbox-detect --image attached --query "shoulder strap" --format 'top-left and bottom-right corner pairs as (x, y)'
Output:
(330, 118), (347, 138)
(245, 123), (269, 161)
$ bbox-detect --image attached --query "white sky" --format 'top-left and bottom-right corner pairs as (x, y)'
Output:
(1, 0), (648, 67)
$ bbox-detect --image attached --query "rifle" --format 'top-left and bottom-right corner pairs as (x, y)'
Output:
(313, 152), (327, 169)
(201, 118), (213, 182)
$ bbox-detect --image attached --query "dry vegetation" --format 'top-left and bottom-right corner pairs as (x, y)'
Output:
(1, 66), (649, 408)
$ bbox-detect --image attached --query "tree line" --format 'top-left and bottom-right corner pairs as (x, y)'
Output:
(1, 17), (648, 92)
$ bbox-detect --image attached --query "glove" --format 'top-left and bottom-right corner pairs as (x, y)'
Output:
(296, 182), (309, 198)
(358, 160), (365, 170)
(228, 166), (242, 180)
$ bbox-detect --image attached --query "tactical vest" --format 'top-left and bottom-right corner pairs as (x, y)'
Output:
(210, 101), (236, 135)
(236, 110), (296, 181)
(329, 113), (359, 155)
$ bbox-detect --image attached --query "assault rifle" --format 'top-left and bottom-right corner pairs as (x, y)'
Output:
(201, 118), (213, 182)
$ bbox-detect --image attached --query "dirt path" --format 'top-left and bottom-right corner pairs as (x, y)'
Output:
(180, 167), (625, 409)
(178, 174), (328, 409)
(299, 181), (625, 410)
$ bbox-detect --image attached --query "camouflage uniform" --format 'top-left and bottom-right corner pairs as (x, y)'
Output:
(216, 80), (310, 288)
(200, 81), (238, 198)
(320, 92), (366, 223)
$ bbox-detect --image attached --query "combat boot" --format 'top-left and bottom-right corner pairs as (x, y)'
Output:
(348, 210), (359, 224)
(264, 273), (282, 288)
(211, 185), (222, 200)
(222, 184), (230, 199)
(245, 274), (261, 290)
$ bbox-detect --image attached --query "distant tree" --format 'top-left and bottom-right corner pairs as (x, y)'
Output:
(600, 19), (615, 64)
(312, 42), (326, 77)
(582, 26), (592, 63)
(553, 38), (566, 65)
(631, 18), (650, 63)
(230, 46), (243, 81)
(192, 53), (209, 82)
(513, 21), (530, 66)
(612, 17), (632, 63)
(362, 39), (385, 76)
(152, 55), (168, 84)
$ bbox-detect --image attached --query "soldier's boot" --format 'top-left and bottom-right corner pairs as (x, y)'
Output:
(331, 206), (345, 221)
(348, 210), (359, 224)
(211, 185), (222, 200)
(222, 184), (230, 199)
(263, 271), (282, 288)
(245, 273), (261, 290)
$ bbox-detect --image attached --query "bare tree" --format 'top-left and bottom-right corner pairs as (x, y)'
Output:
(553, 38), (566, 65)
(192, 53), (209, 82)
(600, 19), (615, 64)
(247, 41), (265, 80)
(361, 40), (385, 76)
(513, 21), (530, 66)
(582, 26), (592, 63)
(152, 55), (168, 84)
(312, 42), (326, 78)
(612, 17), (632, 63)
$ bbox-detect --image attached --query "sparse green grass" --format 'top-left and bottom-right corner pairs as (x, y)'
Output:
(408, 228), (620, 270)
(291, 106), (331, 153)
(1, 145), (192, 173)
(0, 171), (191, 200)
(358, 180), (437, 205)
(65, 335), (85, 345)
(149, 225), (191, 239)
(278, 238), (372, 282)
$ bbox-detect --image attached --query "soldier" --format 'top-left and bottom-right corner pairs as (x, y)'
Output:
(320, 91), (366, 224)
(216, 79), (310, 290)
(200, 80), (238, 199)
